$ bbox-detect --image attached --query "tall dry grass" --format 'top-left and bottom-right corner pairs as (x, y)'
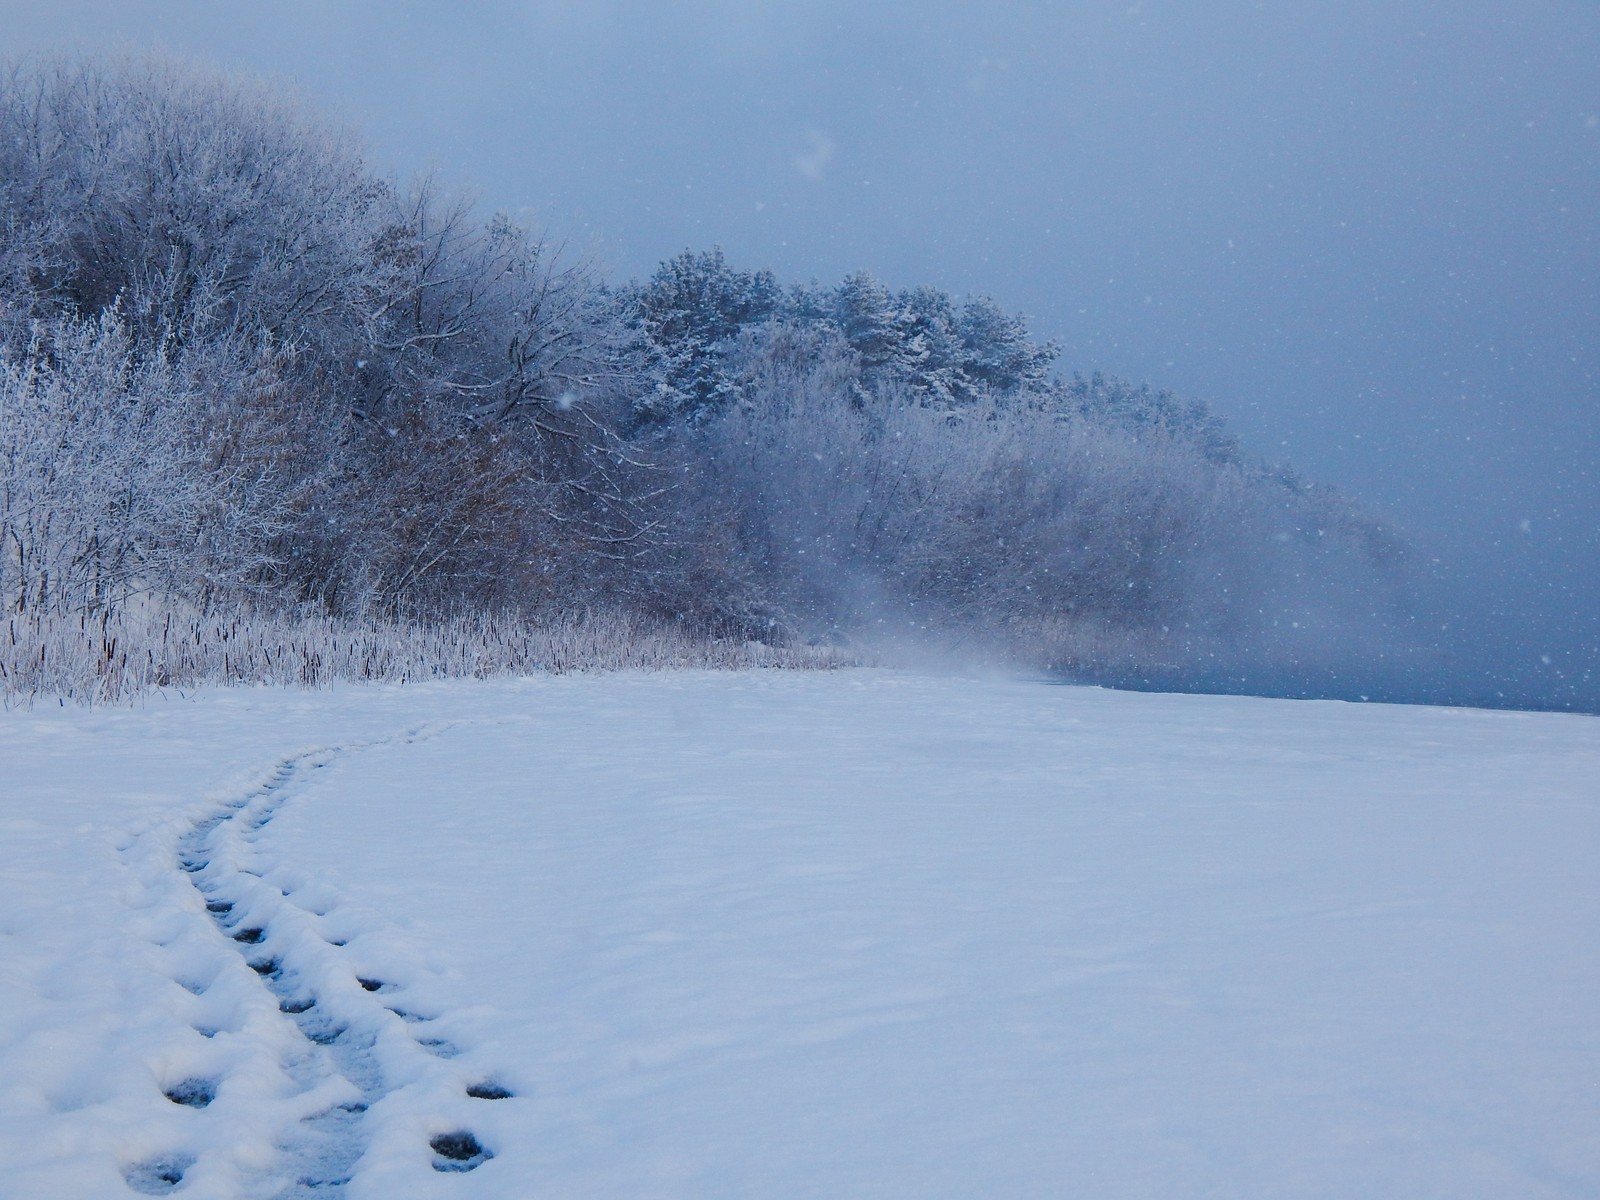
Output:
(0, 600), (854, 707)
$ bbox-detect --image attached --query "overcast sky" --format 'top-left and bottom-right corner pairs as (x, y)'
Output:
(6, 0), (1597, 703)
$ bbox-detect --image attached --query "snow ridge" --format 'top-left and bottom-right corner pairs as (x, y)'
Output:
(153, 724), (506, 1198)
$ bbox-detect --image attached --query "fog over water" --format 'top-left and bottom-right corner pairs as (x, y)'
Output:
(7, 0), (1596, 709)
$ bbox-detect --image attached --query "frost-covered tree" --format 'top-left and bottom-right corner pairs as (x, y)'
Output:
(625, 247), (779, 424)
(0, 56), (383, 352)
(953, 295), (1057, 397)
(830, 270), (908, 380)
(0, 314), (300, 613)
(0, 54), (656, 621)
(1049, 371), (1240, 464)
(626, 251), (1063, 415)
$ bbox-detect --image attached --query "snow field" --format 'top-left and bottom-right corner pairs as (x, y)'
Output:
(2, 671), (1599, 1198)
(0, 686), (520, 1198)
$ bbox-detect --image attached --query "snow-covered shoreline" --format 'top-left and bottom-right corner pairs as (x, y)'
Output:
(4, 671), (1598, 1198)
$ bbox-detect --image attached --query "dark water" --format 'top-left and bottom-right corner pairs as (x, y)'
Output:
(1051, 661), (1600, 717)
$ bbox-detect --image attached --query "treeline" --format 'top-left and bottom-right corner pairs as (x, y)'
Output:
(0, 55), (1410, 689)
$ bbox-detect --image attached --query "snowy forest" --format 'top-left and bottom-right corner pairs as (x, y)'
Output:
(0, 56), (1411, 700)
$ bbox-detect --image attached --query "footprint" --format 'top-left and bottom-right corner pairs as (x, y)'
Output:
(467, 1082), (514, 1100)
(163, 1078), (216, 1108)
(429, 1131), (492, 1173)
(124, 1153), (195, 1194)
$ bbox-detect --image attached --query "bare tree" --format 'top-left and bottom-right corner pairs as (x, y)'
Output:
(0, 314), (292, 614)
(0, 55), (384, 347)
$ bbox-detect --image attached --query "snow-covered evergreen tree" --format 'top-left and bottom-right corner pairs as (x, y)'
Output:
(628, 247), (779, 423)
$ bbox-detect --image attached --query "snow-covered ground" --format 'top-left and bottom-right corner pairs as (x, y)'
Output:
(2, 671), (1598, 1199)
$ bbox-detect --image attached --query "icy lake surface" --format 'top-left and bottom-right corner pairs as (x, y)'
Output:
(2, 671), (1598, 1198)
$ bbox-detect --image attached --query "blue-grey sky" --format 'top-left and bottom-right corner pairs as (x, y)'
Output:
(6, 0), (1598, 704)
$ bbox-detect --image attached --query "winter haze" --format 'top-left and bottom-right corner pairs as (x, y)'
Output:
(5, 0), (1596, 708)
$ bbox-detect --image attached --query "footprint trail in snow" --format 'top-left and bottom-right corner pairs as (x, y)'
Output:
(152, 724), (507, 1195)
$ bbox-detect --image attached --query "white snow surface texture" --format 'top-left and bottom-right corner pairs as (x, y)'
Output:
(1, 670), (1598, 1199)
